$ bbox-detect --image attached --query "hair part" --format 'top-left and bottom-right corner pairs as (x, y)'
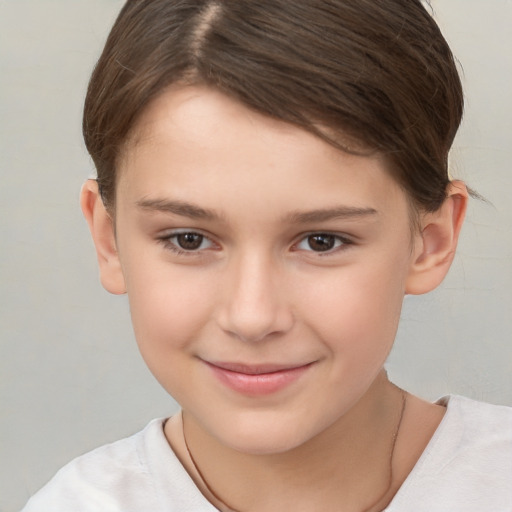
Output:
(83, 0), (464, 214)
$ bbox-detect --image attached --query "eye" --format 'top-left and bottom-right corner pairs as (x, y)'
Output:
(159, 231), (215, 254)
(175, 232), (206, 251)
(295, 233), (349, 253)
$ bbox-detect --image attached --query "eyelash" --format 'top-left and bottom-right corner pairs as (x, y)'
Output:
(157, 230), (215, 256)
(293, 232), (354, 255)
(157, 231), (354, 257)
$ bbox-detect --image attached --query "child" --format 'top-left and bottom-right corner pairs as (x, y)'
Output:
(22, 0), (512, 510)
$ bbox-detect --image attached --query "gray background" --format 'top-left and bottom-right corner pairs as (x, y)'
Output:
(1, 1), (511, 510)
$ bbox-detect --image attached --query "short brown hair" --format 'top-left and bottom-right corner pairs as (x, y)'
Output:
(83, 0), (463, 212)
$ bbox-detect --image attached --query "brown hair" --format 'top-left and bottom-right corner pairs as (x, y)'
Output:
(83, 0), (463, 212)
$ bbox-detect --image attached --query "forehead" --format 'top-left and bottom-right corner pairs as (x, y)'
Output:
(117, 86), (409, 220)
(125, 85), (335, 164)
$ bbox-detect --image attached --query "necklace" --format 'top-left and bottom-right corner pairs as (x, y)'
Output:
(182, 388), (407, 512)
(361, 387), (406, 512)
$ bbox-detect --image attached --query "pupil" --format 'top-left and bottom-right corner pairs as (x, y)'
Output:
(308, 234), (335, 252)
(177, 233), (203, 250)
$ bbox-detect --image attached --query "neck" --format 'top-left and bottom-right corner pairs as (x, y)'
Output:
(169, 371), (406, 512)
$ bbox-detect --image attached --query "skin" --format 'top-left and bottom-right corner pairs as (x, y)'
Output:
(82, 86), (468, 511)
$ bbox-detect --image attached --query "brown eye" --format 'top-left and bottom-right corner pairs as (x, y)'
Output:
(307, 234), (337, 252)
(295, 233), (349, 254)
(176, 233), (204, 250)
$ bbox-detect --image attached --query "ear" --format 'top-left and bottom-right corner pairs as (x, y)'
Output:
(80, 180), (126, 294)
(405, 181), (468, 295)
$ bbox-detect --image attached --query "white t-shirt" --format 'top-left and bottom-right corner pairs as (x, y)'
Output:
(22, 395), (512, 512)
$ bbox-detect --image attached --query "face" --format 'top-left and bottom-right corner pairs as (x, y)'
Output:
(113, 86), (418, 454)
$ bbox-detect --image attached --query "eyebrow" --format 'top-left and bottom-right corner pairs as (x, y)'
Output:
(136, 198), (221, 221)
(137, 198), (378, 224)
(284, 206), (378, 224)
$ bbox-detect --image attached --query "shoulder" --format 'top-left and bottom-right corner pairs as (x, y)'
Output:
(22, 419), (170, 512)
(22, 417), (218, 512)
(388, 395), (512, 511)
(436, 394), (512, 451)
(438, 393), (512, 420)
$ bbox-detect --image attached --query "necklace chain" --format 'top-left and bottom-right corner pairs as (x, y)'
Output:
(361, 387), (406, 512)
(182, 388), (407, 512)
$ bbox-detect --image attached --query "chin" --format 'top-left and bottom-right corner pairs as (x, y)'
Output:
(228, 433), (306, 456)
(212, 412), (323, 456)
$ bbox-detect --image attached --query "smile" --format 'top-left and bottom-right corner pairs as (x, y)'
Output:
(204, 361), (315, 396)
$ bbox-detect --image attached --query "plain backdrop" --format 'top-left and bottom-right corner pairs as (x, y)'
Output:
(1, 1), (511, 511)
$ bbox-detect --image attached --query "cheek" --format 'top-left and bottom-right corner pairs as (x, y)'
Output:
(299, 253), (408, 359)
(123, 261), (217, 360)
(124, 264), (224, 404)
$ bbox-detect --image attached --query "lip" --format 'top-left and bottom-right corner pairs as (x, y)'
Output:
(204, 360), (314, 396)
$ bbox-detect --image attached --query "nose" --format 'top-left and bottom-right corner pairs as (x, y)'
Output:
(216, 252), (294, 343)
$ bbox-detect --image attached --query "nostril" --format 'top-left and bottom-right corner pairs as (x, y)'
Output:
(216, 299), (294, 343)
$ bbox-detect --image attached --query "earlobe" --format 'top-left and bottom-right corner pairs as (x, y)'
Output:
(80, 180), (126, 295)
(405, 181), (468, 295)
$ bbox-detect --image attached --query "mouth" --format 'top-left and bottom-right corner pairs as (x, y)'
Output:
(203, 360), (315, 396)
